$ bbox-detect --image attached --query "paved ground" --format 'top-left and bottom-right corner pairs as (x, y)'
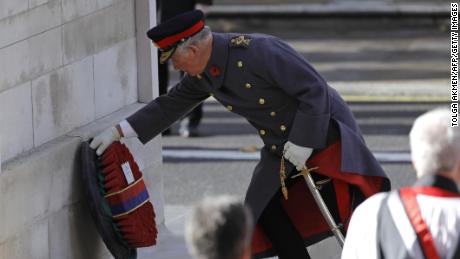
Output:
(141, 18), (449, 259)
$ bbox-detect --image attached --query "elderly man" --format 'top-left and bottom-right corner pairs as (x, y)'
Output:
(342, 108), (460, 259)
(185, 196), (253, 259)
(90, 10), (390, 258)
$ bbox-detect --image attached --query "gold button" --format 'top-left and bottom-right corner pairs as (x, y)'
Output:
(280, 125), (287, 132)
(227, 105), (233, 111)
(245, 83), (252, 89)
(259, 129), (266, 136)
(270, 111), (276, 117)
(271, 145), (277, 151)
(259, 98), (265, 105)
(237, 61), (243, 68)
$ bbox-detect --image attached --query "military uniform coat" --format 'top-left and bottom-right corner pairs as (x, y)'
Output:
(127, 32), (390, 254)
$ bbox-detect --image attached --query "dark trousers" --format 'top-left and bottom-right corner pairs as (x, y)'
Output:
(258, 174), (341, 259)
(158, 55), (169, 96)
(185, 103), (203, 128)
(259, 190), (311, 259)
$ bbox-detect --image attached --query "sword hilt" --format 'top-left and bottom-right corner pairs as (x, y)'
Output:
(291, 166), (319, 179)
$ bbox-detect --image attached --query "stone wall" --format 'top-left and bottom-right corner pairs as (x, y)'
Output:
(0, 0), (138, 161)
(0, 0), (163, 258)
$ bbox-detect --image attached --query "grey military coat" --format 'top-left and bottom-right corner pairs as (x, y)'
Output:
(127, 32), (388, 222)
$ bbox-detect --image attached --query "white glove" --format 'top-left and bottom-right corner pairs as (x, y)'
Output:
(90, 126), (121, 156)
(283, 141), (313, 171)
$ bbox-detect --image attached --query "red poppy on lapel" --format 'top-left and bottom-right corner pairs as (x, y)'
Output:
(209, 65), (220, 77)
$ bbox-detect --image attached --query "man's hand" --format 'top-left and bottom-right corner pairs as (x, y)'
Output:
(90, 126), (121, 156)
(283, 141), (313, 171)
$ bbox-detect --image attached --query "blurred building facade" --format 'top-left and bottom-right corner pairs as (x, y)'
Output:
(214, 0), (450, 4)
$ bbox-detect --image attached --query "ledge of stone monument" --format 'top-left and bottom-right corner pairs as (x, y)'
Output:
(0, 103), (164, 244)
(2, 103), (161, 172)
(66, 103), (145, 142)
(67, 102), (162, 171)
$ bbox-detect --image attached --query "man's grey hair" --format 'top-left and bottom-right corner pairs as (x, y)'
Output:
(176, 26), (212, 53)
(410, 108), (460, 178)
(185, 195), (253, 259)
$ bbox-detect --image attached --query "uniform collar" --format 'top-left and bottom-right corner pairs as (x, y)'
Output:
(414, 174), (460, 194)
(202, 33), (229, 89)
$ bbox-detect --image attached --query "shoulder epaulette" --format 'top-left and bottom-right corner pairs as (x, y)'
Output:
(230, 35), (251, 48)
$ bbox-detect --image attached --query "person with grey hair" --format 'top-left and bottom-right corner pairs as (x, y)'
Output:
(342, 108), (460, 259)
(185, 196), (253, 259)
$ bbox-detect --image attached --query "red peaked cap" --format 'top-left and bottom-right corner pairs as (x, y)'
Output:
(147, 10), (205, 63)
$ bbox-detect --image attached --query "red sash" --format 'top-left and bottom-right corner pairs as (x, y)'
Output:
(399, 187), (460, 259)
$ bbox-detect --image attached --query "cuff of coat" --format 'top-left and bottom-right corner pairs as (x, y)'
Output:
(119, 120), (138, 138)
(288, 112), (330, 149)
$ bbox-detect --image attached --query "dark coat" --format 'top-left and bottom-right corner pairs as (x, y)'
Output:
(127, 32), (389, 223)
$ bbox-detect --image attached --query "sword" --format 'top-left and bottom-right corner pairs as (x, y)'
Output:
(280, 156), (345, 247)
(292, 167), (345, 247)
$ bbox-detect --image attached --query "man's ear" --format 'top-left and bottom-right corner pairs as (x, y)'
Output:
(241, 245), (252, 259)
(187, 44), (199, 56)
(411, 159), (417, 171)
(453, 159), (460, 184)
